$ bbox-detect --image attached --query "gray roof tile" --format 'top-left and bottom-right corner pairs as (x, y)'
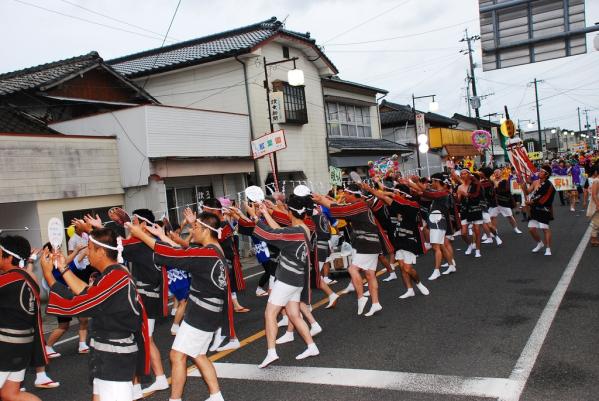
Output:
(329, 137), (411, 152)
(0, 107), (59, 134)
(109, 17), (337, 78)
(0, 52), (101, 96)
(380, 100), (457, 127)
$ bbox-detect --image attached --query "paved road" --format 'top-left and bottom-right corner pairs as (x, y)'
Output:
(25, 205), (599, 401)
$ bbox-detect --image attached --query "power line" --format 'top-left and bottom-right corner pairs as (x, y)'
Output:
(56, 0), (179, 42)
(326, 46), (460, 53)
(322, 0), (412, 44)
(325, 18), (478, 46)
(141, 0), (183, 89)
(12, 0), (167, 42)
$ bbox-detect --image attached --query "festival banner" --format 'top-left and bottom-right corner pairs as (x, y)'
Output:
(510, 179), (523, 195)
(329, 166), (342, 186)
(549, 175), (575, 191)
(251, 130), (287, 159)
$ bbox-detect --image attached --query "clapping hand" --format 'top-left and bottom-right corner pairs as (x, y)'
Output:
(84, 214), (103, 229)
(183, 207), (197, 226)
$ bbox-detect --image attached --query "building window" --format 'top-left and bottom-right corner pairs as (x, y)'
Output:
(281, 83), (308, 124)
(166, 185), (213, 224)
(326, 102), (372, 138)
(282, 46), (290, 59)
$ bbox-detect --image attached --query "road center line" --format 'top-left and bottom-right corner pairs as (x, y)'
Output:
(188, 363), (518, 399)
(498, 225), (592, 401)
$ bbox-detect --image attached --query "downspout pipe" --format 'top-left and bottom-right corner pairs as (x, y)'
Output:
(236, 56), (261, 186)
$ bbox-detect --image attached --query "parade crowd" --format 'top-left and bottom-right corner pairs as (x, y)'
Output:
(1, 152), (599, 401)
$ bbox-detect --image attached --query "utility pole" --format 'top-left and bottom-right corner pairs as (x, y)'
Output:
(583, 108), (591, 147)
(577, 106), (582, 132)
(460, 30), (481, 125)
(530, 78), (543, 152)
(465, 73), (472, 118)
(460, 29), (483, 162)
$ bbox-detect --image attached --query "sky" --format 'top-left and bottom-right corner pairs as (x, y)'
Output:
(1, 0), (598, 132)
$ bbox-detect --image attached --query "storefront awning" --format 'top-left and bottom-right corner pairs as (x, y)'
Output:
(444, 144), (480, 157)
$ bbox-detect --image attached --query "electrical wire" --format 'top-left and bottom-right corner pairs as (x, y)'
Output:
(141, 0), (182, 89)
(322, 0), (413, 44)
(326, 18), (478, 46)
(56, 0), (180, 42)
(11, 0), (167, 42)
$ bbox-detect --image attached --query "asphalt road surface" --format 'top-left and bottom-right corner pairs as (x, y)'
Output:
(25, 205), (598, 401)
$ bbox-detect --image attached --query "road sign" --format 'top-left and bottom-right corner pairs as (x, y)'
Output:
(251, 130), (287, 159)
(479, 0), (592, 71)
(415, 113), (426, 137)
(527, 151), (543, 161)
(269, 92), (286, 124)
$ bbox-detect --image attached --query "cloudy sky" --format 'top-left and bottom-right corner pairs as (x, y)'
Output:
(2, 0), (598, 132)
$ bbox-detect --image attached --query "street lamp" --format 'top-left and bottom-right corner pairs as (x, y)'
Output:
(412, 93), (438, 173)
(262, 56), (304, 191)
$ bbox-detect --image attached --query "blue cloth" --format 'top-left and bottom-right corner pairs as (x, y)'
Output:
(570, 164), (582, 185)
(252, 236), (270, 264)
(167, 267), (190, 301)
(320, 206), (337, 227)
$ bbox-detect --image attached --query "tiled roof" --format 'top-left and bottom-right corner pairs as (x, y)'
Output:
(380, 100), (457, 127)
(452, 113), (501, 129)
(0, 107), (59, 134)
(328, 137), (411, 153)
(0, 52), (101, 96)
(109, 17), (338, 78)
(322, 77), (388, 94)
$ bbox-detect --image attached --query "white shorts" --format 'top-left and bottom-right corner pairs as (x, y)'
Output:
(147, 318), (155, 337)
(351, 251), (379, 271)
(171, 321), (213, 358)
(489, 206), (513, 217)
(268, 281), (302, 307)
(92, 378), (133, 401)
(394, 250), (417, 265)
(429, 229), (446, 245)
(0, 369), (25, 387)
(528, 220), (549, 230)
(482, 212), (491, 224)
(462, 219), (483, 225)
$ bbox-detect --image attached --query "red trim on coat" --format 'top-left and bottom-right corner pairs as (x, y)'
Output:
(154, 243), (219, 258)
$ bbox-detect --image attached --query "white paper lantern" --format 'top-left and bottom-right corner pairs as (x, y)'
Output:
(288, 69), (305, 86)
(418, 143), (429, 153)
(417, 134), (428, 144)
(428, 101), (439, 112)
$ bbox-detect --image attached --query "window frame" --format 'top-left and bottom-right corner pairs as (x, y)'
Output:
(280, 82), (308, 124)
(326, 102), (373, 138)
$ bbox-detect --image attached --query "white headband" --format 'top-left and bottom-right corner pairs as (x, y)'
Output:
(133, 214), (155, 226)
(201, 205), (225, 213)
(89, 235), (124, 264)
(288, 206), (306, 215)
(344, 189), (362, 195)
(196, 219), (222, 239)
(0, 245), (25, 268)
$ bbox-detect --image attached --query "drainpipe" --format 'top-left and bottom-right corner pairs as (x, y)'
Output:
(376, 93), (387, 140)
(236, 56), (261, 186)
(320, 82), (332, 171)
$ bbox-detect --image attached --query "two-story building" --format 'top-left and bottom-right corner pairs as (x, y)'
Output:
(107, 17), (338, 192)
(322, 77), (411, 179)
(380, 100), (457, 174)
(0, 51), (155, 249)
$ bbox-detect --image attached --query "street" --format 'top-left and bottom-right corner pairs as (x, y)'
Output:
(25, 205), (599, 401)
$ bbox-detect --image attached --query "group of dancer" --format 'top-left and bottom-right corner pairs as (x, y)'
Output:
(1, 162), (564, 401)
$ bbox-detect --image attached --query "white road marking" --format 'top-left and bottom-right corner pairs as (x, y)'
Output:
(498, 225), (592, 401)
(53, 334), (79, 346)
(188, 363), (518, 398)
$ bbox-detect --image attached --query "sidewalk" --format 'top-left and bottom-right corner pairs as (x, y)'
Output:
(41, 256), (261, 333)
